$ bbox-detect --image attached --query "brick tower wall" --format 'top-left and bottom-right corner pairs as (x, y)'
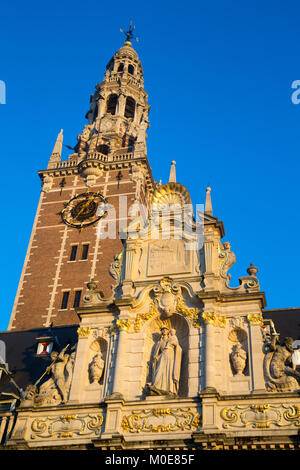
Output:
(9, 165), (150, 330)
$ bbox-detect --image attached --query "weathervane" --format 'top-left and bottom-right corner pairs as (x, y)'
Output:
(120, 19), (139, 44)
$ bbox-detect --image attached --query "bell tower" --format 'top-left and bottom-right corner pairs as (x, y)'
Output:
(9, 25), (154, 330)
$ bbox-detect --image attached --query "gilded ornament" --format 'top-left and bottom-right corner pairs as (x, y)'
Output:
(31, 413), (104, 440)
(77, 327), (92, 338)
(218, 316), (227, 328)
(121, 408), (201, 434)
(219, 403), (300, 429)
(134, 302), (158, 332)
(116, 319), (131, 332)
(133, 278), (201, 331)
(176, 298), (200, 328)
(247, 313), (263, 326)
(202, 312), (217, 326)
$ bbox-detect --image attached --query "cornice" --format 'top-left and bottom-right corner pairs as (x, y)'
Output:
(197, 290), (267, 308)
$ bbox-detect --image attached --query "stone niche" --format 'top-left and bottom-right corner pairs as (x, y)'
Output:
(228, 327), (250, 394)
(141, 314), (190, 398)
(84, 337), (108, 402)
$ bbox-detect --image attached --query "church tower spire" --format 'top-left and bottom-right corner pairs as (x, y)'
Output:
(73, 23), (149, 165)
(10, 29), (155, 330)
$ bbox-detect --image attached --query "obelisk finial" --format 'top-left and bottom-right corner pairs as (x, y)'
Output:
(168, 160), (176, 183)
(205, 185), (213, 216)
(50, 129), (63, 159)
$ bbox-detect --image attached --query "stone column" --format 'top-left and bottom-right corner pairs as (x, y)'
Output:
(69, 326), (92, 402)
(203, 234), (215, 291)
(110, 320), (131, 398)
(247, 314), (266, 392)
(98, 91), (108, 118)
(202, 312), (217, 391)
(122, 244), (136, 297)
(124, 245), (136, 281)
(117, 93), (126, 116)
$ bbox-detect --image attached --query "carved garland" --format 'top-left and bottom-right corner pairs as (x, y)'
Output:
(201, 312), (227, 328)
(133, 299), (200, 332)
(121, 408), (201, 433)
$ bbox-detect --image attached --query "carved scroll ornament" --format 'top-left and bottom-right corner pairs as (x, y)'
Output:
(121, 408), (201, 433)
(133, 278), (200, 332)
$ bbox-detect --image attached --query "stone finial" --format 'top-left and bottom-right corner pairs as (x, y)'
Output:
(51, 129), (63, 158)
(205, 185), (213, 216)
(169, 160), (176, 183)
(247, 263), (258, 277)
(48, 129), (63, 169)
(83, 279), (104, 306)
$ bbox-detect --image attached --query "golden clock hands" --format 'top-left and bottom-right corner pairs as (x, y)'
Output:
(76, 198), (93, 217)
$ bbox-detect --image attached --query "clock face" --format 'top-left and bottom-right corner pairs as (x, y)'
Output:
(60, 191), (107, 229)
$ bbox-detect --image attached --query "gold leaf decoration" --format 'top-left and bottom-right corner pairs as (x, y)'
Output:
(220, 404), (300, 429)
(30, 413), (104, 440)
(121, 408), (201, 433)
(77, 327), (92, 338)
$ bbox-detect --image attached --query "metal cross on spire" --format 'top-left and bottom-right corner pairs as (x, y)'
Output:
(120, 19), (139, 44)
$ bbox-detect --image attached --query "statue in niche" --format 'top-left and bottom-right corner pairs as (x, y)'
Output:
(89, 352), (104, 385)
(230, 342), (247, 375)
(147, 326), (182, 398)
(264, 334), (300, 392)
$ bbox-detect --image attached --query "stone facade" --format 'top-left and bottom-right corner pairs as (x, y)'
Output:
(2, 31), (300, 451)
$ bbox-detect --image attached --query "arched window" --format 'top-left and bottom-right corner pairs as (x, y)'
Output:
(117, 63), (124, 72)
(98, 144), (110, 155)
(128, 64), (135, 75)
(106, 94), (118, 115)
(124, 96), (135, 119)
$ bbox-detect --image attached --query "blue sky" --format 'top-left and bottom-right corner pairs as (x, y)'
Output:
(1, 0), (300, 331)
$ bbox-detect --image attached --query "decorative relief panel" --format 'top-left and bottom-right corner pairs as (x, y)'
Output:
(147, 240), (191, 276)
(134, 278), (200, 332)
(220, 404), (300, 429)
(30, 413), (104, 440)
(121, 407), (201, 433)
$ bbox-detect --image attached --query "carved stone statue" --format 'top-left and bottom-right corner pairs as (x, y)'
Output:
(34, 346), (75, 405)
(230, 343), (247, 375)
(219, 241), (236, 280)
(85, 87), (104, 124)
(21, 384), (38, 407)
(147, 327), (182, 397)
(264, 335), (300, 392)
(75, 125), (91, 154)
(89, 353), (104, 385)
